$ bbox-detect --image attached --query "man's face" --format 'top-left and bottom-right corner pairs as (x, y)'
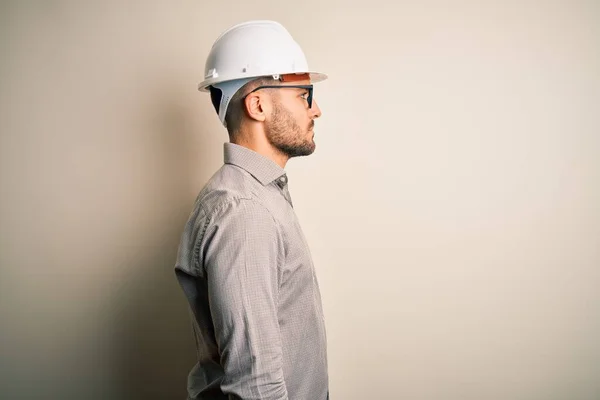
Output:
(265, 79), (322, 158)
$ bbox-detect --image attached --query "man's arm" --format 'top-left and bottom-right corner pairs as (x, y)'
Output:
(203, 198), (288, 400)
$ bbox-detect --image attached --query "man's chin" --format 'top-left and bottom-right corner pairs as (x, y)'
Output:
(298, 142), (316, 157)
(279, 143), (315, 158)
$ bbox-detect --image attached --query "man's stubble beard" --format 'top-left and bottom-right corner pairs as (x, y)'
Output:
(266, 102), (315, 159)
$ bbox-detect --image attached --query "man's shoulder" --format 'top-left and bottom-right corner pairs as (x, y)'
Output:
(176, 164), (268, 275)
(196, 163), (262, 216)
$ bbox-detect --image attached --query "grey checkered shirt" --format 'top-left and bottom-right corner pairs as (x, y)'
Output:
(175, 143), (329, 400)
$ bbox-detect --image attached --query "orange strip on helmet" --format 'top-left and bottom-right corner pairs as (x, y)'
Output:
(280, 73), (310, 82)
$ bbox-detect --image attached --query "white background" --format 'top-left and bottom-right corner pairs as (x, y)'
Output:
(1, 1), (599, 399)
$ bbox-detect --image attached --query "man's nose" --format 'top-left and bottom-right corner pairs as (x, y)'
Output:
(311, 100), (322, 119)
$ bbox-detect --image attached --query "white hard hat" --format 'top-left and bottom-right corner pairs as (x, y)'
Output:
(198, 20), (327, 91)
(198, 20), (327, 127)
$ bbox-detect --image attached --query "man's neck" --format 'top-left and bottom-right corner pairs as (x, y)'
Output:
(231, 131), (289, 169)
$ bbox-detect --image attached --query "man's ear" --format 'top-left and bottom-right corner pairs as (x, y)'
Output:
(244, 91), (270, 122)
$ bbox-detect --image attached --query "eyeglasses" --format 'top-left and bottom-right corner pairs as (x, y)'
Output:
(244, 84), (314, 108)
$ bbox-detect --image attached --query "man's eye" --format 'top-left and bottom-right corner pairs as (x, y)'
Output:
(300, 93), (309, 100)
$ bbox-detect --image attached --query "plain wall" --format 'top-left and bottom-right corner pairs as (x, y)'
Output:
(1, 1), (599, 399)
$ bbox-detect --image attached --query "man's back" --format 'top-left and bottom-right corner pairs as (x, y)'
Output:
(175, 143), (328, 400)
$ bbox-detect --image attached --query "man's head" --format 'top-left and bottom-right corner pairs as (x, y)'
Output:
(210, 73), (322, 158)
(198, 20), (327, 160)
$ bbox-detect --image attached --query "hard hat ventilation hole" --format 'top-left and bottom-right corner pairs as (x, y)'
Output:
(221, 95), (232, 112)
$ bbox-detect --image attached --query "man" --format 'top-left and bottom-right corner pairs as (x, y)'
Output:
(174, 20), (329, 400)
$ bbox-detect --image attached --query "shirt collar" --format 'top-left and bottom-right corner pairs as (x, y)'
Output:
(224, 143), (286, 186)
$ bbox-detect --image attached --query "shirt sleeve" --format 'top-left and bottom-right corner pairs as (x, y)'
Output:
(202, 198), (288, 400)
